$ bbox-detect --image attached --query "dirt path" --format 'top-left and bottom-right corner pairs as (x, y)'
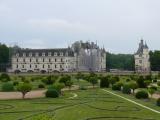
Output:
(0, 85), (79, 100)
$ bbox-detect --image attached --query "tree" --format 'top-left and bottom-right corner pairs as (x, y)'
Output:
(17, 83), (32, 99)
(66, 80), (73, 90)
(129, 82), (138, 94)
(59, 75), (71, 86)
(136, 76), (146, 88)
(89, 77), (98, 88)
(0, 73), (11, 82)
(100, 76), (109, 88)
(52, 83), (65, 95)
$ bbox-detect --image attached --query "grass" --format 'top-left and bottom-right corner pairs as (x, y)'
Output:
(0, 89), (160, 120)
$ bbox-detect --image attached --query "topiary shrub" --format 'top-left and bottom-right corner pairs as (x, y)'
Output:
(157, 98), (160, 107)
(112, 82), (122, 91)
(100, 76), (109, 88)
(157, 81), (160, 86)
(1, 83), (14, 92)
(135, 90), (149, 99)
(38, 84), (45, 89)
(45, 89), (59, 98)
(122, 84), (131, 94)
(13, 81), (19, 86)
(80, 86), (87, 90)
(0, 73), (11, 82)
(136, 76), (146, 88)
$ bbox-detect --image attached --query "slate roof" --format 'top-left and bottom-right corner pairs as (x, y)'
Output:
(136, 40), (149, 55)
(13, 48), (74, 57)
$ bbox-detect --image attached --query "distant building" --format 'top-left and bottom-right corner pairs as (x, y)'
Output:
(134, 39), (150, 74)
(8, 41), (106, 73)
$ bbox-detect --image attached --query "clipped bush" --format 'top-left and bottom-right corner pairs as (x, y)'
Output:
(38, 84), (45, 89)
(135, 90), (149, 99)
(80, 86), (87, 90)
(157, 81), (160, 86)
(0, 73), (11, 82)
(45, 89), (59, 98)
(100, 76), (109, 88)
(157, 98), (160, 107)
(52, 83), (65, 94)
(2, 83), (14, 92)
(13, 81), (19, 86)
(136, 76), (146, 88)
(122, 84), (131, 94)
(112, 82), (122, 91)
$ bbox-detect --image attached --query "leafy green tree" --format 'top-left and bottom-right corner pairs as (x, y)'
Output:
(100, 76), (109, 88)
(129, 82), (138, 94)
(17, 83), (32, 99)
(52, 83), (65, 94)
(89, 77), (98, 88)
(136, 76), (146, 88)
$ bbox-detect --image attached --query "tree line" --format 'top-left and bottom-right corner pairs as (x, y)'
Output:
(0, 43), (160, 71)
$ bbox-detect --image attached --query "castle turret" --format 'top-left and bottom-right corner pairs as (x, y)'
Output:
(134, 39), (150, 74)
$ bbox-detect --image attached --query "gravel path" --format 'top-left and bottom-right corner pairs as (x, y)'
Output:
(0, 85), (79, 100)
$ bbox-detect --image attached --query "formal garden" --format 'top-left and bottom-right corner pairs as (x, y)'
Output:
(0, 72), (160, 120)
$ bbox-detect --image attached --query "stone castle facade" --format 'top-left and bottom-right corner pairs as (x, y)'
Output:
(9, 41), (106, 73)
(134, 39), (150, 73)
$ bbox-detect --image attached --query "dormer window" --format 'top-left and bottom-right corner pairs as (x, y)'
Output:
(29, 53), (32, 57)
(60, 52), (63, 56)
(23, 53), (26, 57)
(48, 52), (51, 56)
(35, 53), (39, 57)
(42, 52), (45, 57)
(16, 53), (19, 57)
(54, 52), (57, 56)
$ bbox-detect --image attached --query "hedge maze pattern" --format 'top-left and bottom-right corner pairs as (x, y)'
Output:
(0, 90), (156, 120)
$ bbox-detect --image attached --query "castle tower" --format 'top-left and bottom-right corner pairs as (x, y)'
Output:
(134, 39), (150, 74)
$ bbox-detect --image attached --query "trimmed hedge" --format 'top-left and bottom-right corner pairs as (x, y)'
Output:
(45, 89), (59, 98)
(112, 82), (123, 91)
(157, 98), (160, 107)
(135, 90), (149, 99)
(122, 84), (131, 94)
(1, 83), (14, 92)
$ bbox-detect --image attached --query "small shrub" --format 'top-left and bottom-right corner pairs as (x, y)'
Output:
(157, 98), (160, 107)
(157, 81), (160, 86)
(122, 84), (131, 94)
(100, 76), (109, 88)
(13, 81), (19, 86)
(38, 84), (45, 89)
(135, 90), (149, 99)
(45, 89), (59, 98)
(136, 76), (146, 88)
(112, 82), (122, 91)
(80, 86), (87, 90)
(2, 83), (14, 92)
(0, 73), (11, 82)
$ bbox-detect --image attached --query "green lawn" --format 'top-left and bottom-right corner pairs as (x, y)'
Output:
(0, 89), (160, 120)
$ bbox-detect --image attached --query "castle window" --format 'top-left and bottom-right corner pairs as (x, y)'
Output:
(23, 53), (26, 57)
(48, 52), (51, 56)
(30, 59), (32, 62)
(55, 64), (57, 68)
(29, 53), (32, 57)
(17, 59), (18, 62)
(22, 65), (24, 68)
(16, 53), (19, 57)
(61, 58), (63, 62)
(35, 53), (39, 57)
(139, 60), (142, 64)
(43, 64), (44, 68)
(36, 58), (38, 62)
(60, 52), (63, 56)
(16, 64), (18, 68)
(55, 59), (57, 62)
(42, 52), (45, 57)
(30, 64), (31, 68)
(54, 52), (57, 56)
(48, 65), (50, 68)
(49, 58), (51, 62)
(60, 65), (62, 68)
(43, 58), (45, 62)
(23, 58), (25, 62)
(35, 65), (37, 68)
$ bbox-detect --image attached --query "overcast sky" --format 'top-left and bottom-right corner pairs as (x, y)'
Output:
(0, 0), (160, 53)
